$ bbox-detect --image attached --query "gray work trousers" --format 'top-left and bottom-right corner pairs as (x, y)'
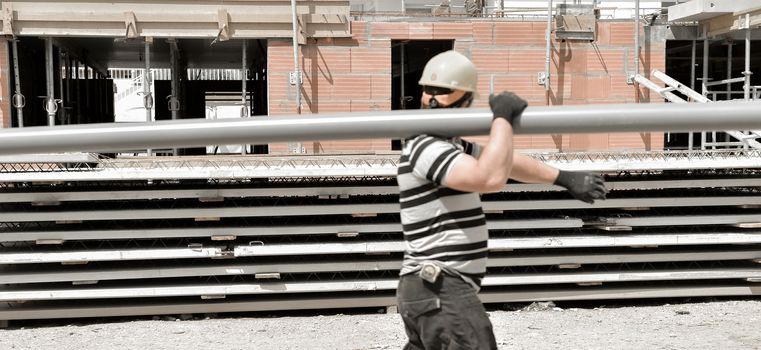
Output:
(396, 273), (497, 350)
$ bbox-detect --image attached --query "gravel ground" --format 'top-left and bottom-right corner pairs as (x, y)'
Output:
(2, 300), (761, 350)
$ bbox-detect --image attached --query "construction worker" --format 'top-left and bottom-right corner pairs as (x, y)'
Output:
(396, 50), (607, 349)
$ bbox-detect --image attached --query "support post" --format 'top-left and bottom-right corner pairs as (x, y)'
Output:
(65, 52), (71, 125)
(727, 41), (733, 101)
(289, 0), (303, 154)
(74, 60), (80, 125)
(57, 50), (65, 125)
(11, 39), (23, 128)
(690, 38), (696, 91)
(544, 0), (552, 106)
(701, 25), (709, 150)
(290, 0), (301, 114)
(744, 14), (752, 101)
(168, 38), (180, 155)
(241, 39), (248, 155)
(144, 39), (153, 156)
(400, 42), (406, 109)
(633, 0), (640, 104)
(85, 65), (90, 125)
(701, 26), (709, 96)
(688, 37), (696, 150)
(44, 38), (57, 126)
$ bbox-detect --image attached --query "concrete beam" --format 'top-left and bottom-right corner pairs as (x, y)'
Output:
(705, 6), (761, 37)
(668, 0), (759, 22)
(0, 1), (349, 39)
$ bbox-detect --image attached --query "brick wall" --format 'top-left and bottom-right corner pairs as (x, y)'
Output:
(267, 20), (666, 153)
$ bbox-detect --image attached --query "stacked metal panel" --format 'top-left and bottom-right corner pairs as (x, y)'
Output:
(1, 151), (761, 322)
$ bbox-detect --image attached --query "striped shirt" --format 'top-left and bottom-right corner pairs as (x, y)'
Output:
(397, 134), (488, 288)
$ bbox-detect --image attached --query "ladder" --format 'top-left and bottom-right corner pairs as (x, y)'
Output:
(635, 70), (761, 150)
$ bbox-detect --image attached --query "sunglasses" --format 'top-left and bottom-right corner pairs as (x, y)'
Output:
(422, 85), (454, 96)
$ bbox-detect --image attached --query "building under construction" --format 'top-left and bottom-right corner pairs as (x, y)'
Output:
(0, 0), (760, 325)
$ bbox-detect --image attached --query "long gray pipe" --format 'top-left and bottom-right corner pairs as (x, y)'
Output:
(0, 101), (759, 155)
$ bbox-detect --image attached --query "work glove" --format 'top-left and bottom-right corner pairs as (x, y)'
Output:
(554, 170), (607, 204)
(489, 92), (528, 125)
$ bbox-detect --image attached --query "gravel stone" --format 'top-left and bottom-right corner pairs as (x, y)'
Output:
(1, 300), (760, 349)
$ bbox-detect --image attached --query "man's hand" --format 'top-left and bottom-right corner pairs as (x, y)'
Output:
(489, 92), (527, 125)
(554, 170), (607, 204)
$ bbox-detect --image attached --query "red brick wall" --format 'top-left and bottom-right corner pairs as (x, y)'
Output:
(0, 38), (11, 129)
(267, 20), (666, 153)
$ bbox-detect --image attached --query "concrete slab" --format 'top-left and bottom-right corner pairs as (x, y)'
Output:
(668, 0), (760, 22)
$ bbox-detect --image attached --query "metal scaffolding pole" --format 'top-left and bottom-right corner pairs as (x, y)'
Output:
(290, 0), (301, 113)
(744, 14), (752, 101)
(701, 25), (709, 149)
(727, 41), (733, 101)
(44, 38), (57, 126)
(0, 101), (759, 155)
(65, 53), (72, 125)
(289, 0), (303, 154)
(690, 38), (696, 91)
(241, 39), (248, 155)
(58, 51), (65, 125)
(688, 37), (696, 150)
(11, 39), (24, 128)
(544, 0), (552, 105)
(400, 42), (406, 109)
(143, 39), (153, 156)
(633, 0), (640, 103)
(168, 39), (180, 155)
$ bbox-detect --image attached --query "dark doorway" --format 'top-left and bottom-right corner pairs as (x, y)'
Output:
(664, 39), (760, 150)
(8, 38), (114, 128)
(391, 40), (454, 150)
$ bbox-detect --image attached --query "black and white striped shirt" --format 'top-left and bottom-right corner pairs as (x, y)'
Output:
(397, 134), (488, 287)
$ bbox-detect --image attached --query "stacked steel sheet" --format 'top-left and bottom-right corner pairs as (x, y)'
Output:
(1, 151), (761, 323)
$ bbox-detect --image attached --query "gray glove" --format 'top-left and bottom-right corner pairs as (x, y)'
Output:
(555, 170), (607, 204)
(489, 92), (528, 125)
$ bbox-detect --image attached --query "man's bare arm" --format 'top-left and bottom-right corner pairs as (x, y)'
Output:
(508, 153), (560, 184)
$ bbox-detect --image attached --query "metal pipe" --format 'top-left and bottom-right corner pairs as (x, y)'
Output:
(690, 38), (696, 91)
(652, 70), (709, 103)
(241, 39), (248, 155)
(0, 101), (760, 155)
(58, 51), (66, 125)
(544, 0), (552, 105)
(744, 14), (752, 101)
(727, 41), (732, 101)
(11, 39), (24, 128)
(65, 53), (72, 125)
(73, 60), (79, 124)
(633, 0), (640, 103)
(633, 75), (686, 104)
(400, 42), (405, 109)
(702, 26), (709, 96)
(169, 39), (180, 155)
(169, 41), (179, 122)
(290, 0), (301, 114)
(701, 25), (709, 149)
(688, 37), (696, 150)
(45, 38), (56, 126)
(144, 40), (153, 156)
(706, 77), (745, 87)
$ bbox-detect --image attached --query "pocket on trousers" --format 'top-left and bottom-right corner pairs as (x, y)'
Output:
(400, 297), (441, 319)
